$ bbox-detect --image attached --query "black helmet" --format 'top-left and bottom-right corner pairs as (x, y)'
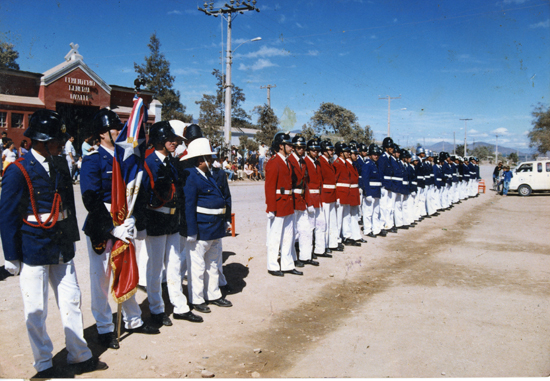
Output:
(292, 134), (307, 147)
(393, 143), (401, 152)
(450, 155), (456, 161)
(272, 131), (292, 152)
(320, 139), (334, 152)
(368, 143), (382, 155)
(401, 149), (411, 159)
(183, 124), (203, 142)
(306, 138), (321, 151)
(382, 137), (394, 149)
(25, 109), (68, 142)
(359, 143), (369, 152)
(348, 141), (359, 154)
(148, 121), (177, 147)
(439, 151), (449, 161)
(93, 108), (123, 135)
(334, 141), (350, 155)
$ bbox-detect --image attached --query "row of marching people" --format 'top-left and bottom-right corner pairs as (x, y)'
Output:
(264, 133), (481, 276)
(0, 108), (234, 377)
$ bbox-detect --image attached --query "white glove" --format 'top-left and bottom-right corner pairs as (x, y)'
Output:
(267, 212), (275, 220)
(5, 259), (20, 276)
(123, 216), (136, 231)
(136, 229), (147, 240)
(187, 235), (197, 243)
(307, 205), (315, 214)
(336, 199), (341, 207)
(111, 225), (132, 244)
(366, 196), (374, 203)
(226, 221), (232, 229)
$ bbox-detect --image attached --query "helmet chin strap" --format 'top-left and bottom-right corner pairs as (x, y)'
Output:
(108, 130), (116, 147)
(203, 156), (211, 172)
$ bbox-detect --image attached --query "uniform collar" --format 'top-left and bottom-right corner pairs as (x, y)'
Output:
(155, 151), (167, 163)
(277, 152), (287, 162)
(100, 144), (115, 157)
(31, 148), (47, 164)
(291, 152), (302, 162)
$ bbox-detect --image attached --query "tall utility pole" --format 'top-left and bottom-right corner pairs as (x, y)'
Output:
(459, 118), (472, 156)
(199, 0), (260, 156)
(260, 84), (276, 107)
(379, 95), (401, 137)
(453, 131), (456, 155)
(495, 134), (499, 162)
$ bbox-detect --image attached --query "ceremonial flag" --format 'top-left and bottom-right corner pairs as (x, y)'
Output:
(110, 95), (147, 303)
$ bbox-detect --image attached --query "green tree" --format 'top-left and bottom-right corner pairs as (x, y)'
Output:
(301, 123), (316, 140)
(253, 104), (279, 147)
(528, 103), (550, 155)
(471, 145), (492, 160)
(508, 152), (519, 163)
(195, 69), (254, 148)
(134, 33), (192, 122)
(309, 102), (373, 143)
(239, 135), (257, 152)
(0, 41), (19, 70)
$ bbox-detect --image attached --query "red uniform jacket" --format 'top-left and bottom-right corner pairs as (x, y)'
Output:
(265, 153), (294, 217)
(288, 153), (307, 211)
(333, 157), (351, 205)
(318, 155), (337, 204)
(304, 155), (322, 208)
(347, 159), (361, 206)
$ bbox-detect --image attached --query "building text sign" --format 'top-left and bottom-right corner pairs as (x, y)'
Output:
(65, 76), (96, 103)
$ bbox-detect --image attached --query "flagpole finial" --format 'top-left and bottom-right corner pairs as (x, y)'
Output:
(134, 78), (146, 94)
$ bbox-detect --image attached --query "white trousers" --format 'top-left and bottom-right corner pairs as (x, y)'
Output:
(394, 193), (405, 227)
(20, 260), (92, 372)
(452, 182), (459, 203)
(145, 233), (189, 315)
(362, 195), (382, 235)
(267, 214), (295, 271)
(336, 201), (348, 241)
(416, 187), (427, 218)
(405, 193), (415, 225)
(380, 188), (396, 229)
(443, 184), (452, 208)
(293, 209), (312, 261)
(459, 181), (467, 199)
(307, 207), (326, 255)
(186, 239), (222, 305)
(87, 237), (143, 334)
(347, 205), (362, 240)
(322, 202), (339, 249)
(469, 179), (477, 196)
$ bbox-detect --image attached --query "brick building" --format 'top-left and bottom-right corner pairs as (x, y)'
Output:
(0, 43), (161, 152)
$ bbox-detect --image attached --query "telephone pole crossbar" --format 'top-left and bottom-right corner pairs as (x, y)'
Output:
(379, 95), (401, 138)
(260, 84), (276, 108)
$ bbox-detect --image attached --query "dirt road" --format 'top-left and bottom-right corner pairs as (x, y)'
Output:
(0, 166), (549, 378)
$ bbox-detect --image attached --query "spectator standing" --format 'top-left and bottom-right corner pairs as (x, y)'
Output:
(65, 135), (76, 178)
(258, 142), (268, 176)
(2, 141), (17, 171)
(19, 139), (29, 157)
(493, 162), (503, 190)
(81, 135), (95, 157)
(501, 166), (513, 196)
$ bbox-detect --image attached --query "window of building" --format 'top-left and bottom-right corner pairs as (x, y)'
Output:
(11, 113), (24, 128)
(538, 163), (543, 173)
(0, 112), (7, 128)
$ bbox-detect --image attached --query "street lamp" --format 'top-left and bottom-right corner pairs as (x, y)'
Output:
(224, 36), (261, 158)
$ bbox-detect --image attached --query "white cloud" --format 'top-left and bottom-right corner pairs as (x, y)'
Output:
(339, 52), (349, 56)
(238, 59), (277, 71)
(296, 22), (304, 28)
(237, 46), (290, 59)
(370, 35), (377, 39)
(306, 50), (319, 56)
(503, 0), (528, 3)
(278, 14), (286, 23)
(523, 130), (530, 135)
(173, 67), (203, 76)
(529, 19), (550, 29)
(393, 18), (398, 23)
(168, 10), (182, 15)
(491, 127), (509, 135)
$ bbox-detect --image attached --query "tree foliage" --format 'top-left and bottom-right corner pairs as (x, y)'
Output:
(134, 33), (191, 122)
(239, 135), (257, 152)
(0, 41), (19, 70)
(253, 104), (279, 146)
(301, 123), (316, 140)
(528, 103), (550, 155)
(309, 102), (373, 143)
(195, 69), (254, 149)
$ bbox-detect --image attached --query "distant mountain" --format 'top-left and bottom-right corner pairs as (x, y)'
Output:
(425, 141), (531, 157)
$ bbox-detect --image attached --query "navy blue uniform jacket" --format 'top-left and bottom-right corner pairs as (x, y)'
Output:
(360, 158), (382, 198)
(0, 151), (79, 265)
(184, 167), (226, 241)
(433, 165), (444, 188)
(211, 167), (232, 224)
(377, 152), (395, 192)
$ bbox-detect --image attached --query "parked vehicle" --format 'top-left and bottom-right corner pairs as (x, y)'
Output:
(508, 160), (550, 196)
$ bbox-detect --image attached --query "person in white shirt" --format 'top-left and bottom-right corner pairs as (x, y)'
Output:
(65, 136), (76, 177)
(2, 141), (17, 170)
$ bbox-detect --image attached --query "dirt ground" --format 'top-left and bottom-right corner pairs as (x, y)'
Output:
(0, 165), (549, 378)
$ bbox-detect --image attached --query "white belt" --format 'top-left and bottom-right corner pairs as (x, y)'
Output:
(417, 176), (425, 179)
(392, 177), (403, 181)
(412, 181), (418, 185)
(147, 205), (177, 215)
(276, 189), (292, 195)
(308, 189), (320, 194)
(369, 181), (382, 186)
(402, 181), (409, 185)
(197, 206), (226, 215)
(27, 209), (69, 223)
(336, 183), (350, 187)
(436, 178), (442, 181)
(322, 184), (336, 189)
(384, 176), (392, 180)
(350, 184), (358, 188)
(293, 189), (304, 194)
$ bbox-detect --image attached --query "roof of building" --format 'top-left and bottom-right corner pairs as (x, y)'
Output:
(0, 94), (44, 106)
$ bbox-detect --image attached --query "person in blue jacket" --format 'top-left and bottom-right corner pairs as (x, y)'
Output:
(501, 165), (513, 196)
(440, 152), (453, 210)
(80, 109), (159, 350)
(377, 137), (398, 233)
(433, 154), (444, 211)
(360, 144), (385, 237)
(182, 137), (233, 313)
(391, 144), (406, 229)
(0, 109), (107, 377)
(141, 121), (202, 326)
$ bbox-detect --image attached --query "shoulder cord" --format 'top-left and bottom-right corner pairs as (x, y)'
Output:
(13, 158), (62, 229)
(143, 162), (175, 209)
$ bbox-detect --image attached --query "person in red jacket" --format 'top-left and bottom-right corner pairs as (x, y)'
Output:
(334, 142), (359, 246)
(346, 142), (365, 245)
(318, 139), (343, 253)
(264, 132), (302, 277)
(288, 135), (319, 267)
(304, 138), (331, 259)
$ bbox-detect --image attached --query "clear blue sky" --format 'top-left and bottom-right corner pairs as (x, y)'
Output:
(1, 0), (549, 152)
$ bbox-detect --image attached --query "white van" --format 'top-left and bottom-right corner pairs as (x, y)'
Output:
(508, 160), (550, 196)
